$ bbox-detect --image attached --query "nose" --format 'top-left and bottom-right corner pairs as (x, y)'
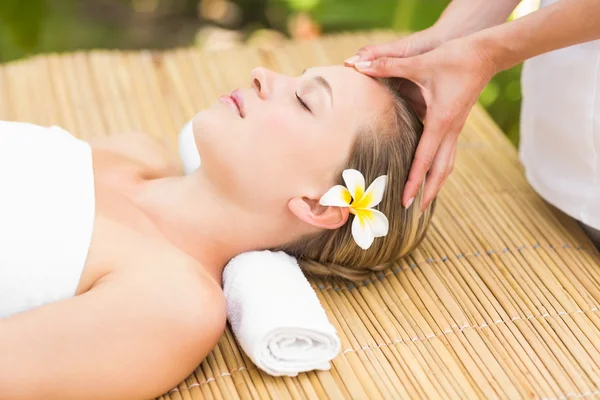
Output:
(250, 67), (275, 100)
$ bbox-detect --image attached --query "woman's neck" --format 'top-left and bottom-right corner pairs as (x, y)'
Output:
(128, 174), (289, 283)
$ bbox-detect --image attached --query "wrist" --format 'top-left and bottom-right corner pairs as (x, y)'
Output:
(471, 26), (518, 73)
(465, 34), (503, 79)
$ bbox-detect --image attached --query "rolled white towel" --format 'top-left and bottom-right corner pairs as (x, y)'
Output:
(223, 251), (341, 377)
(178, 119), (200, 175)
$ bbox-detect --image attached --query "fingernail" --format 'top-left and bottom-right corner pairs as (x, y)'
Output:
(405, 197), (414, 209)
(344, 55), (360, 65)
(354, 61), (371, 70)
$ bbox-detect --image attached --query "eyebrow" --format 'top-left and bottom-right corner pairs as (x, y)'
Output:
(301, 68), (333, 107)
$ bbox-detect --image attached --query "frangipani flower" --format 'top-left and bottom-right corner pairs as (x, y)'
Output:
(319, 169), (389, 250)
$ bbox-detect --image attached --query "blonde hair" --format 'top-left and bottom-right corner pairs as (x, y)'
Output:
(279, 78), (436, 282)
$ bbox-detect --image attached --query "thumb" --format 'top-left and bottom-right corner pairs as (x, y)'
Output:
(354, 56), (420, 80)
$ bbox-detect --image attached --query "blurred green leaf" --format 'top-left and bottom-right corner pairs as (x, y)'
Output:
(392, 0), (417, 31)
(505, 79), (522, 102)
(405, 1), (448, 31)
(0, 0), (47, 51)
(285, 0), (319, 12)
(310, 0), (398, 31)
(480, 82), (500, 107)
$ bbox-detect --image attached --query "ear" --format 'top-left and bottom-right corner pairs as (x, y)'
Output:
(288, 196), (350, 230)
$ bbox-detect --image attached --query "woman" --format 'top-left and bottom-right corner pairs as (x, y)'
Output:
(0, 65), (435, 400)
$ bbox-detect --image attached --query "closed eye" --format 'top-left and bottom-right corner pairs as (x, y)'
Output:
(295, 91), (312, 114)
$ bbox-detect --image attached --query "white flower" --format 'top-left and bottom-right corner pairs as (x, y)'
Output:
(319, 169), (389, 250)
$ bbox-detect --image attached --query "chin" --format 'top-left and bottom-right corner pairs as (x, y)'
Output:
(192, 109), (220, 147)
(191, 109), (234, 172)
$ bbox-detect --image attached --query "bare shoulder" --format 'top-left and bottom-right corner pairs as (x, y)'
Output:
(107, 259), (227, 337)
(88, 132), (183, 176)
(0, 259), (226, 400)
(109, 262), (227, 358)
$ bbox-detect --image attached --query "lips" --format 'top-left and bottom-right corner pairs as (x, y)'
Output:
(219, 89), (244, 118)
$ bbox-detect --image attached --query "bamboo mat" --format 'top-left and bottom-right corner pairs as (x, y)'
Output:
(1, 31), (600, 400)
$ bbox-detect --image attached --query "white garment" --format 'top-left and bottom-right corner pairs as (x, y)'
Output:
(520, 0), (600, 230)
(222, 251), (341, 377)
(0, 121), (95, 318)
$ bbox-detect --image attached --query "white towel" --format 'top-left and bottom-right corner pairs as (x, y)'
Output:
(0, 122), (95, 318)
(222, 251), (341, 377)
(177, 119), (201, 175)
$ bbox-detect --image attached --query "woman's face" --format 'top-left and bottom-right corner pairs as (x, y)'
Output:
(192, 65), (392, 212)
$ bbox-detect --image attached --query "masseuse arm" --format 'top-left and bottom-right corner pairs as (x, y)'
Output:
(352, 0), (600, 211)
(0, 269), (226, 400)
(354, 0), (520, 61)
(479, 0), (600, 70)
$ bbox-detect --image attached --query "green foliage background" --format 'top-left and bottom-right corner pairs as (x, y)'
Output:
(0, 0), (523, 145)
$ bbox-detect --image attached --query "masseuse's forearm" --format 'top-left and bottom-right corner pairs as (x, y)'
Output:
(434, 0), (521, 40)
(476, 0), (600, 72)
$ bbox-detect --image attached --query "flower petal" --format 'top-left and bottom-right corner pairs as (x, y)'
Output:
(366, 209), (389, 237)
(353, 175), (387, 209)
(342, 169), (365, 202)
(319, 185), (352, 207)
(351, 212), (375, 250)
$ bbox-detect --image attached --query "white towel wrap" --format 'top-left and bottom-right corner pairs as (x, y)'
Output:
(223, 251), (341, 377)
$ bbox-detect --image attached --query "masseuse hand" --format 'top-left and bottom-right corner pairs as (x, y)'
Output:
(346, 32), (498, 211)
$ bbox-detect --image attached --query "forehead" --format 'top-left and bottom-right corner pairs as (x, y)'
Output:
(305, 65), (392, 124)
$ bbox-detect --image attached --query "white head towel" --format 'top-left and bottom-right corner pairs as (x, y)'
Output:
(223, 251), (341, 377)
(178, 119), (200, 175)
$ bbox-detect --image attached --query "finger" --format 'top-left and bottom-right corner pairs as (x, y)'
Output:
(447, 143), (457, 179)
(438, 139), (458, 187)
(420, 138), (457, 212)
(345, 31), (440, 66)
(402, 113), (447, 208)
(346, 41), (406, 65)
(354, 56), (420, 80)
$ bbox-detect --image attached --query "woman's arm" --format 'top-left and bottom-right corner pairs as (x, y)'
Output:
(0, 269), (226, 400)
(477, 0), (600, 71)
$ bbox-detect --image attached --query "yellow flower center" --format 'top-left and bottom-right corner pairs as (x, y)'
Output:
(351, 190), (373, 210)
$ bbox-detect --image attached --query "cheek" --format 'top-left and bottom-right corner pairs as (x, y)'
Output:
(246, 112), (306, 192)
(192, 106), (339, 210)
(252, 111), (318, 174)
(255, 110), (305, 141)
(228, 111), (321, 208)
(191, 108), (306, 209)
